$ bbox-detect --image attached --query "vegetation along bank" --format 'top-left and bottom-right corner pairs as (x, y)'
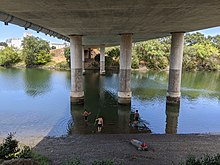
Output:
(0, 32), (220, 71)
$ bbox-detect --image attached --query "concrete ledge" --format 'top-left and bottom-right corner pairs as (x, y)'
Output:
(70, 91), (84, 104)
(166, 96), (180, 104)
(118, 92), (132, 104)
(70, 96), (84, 104)
(100, 71), (105, 75)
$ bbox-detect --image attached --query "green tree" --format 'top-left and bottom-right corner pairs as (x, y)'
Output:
(64, 47), (70, 66)
(185, 32), (209, 46)
(134, 39), (169, 70)
(131, 48), (139, 69)
(0, 42), (8, 47)
(209, 35), (220, 50)
(0, 47), (21, 67)
(183, 43), (220, 71)
(106, 47), (120, 66)
(51, 46), (56, 49)
(22, 36), (51, 66)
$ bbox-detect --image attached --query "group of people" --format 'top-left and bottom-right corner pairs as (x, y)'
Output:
(82, 109), (103, 132)
(82, 109), (140, 133)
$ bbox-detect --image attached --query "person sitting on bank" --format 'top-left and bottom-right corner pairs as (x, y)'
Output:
(96, 117), (104, 132)
(82, 109), (91, 122)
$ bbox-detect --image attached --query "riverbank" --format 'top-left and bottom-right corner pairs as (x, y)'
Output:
(2, 134), (219, 165)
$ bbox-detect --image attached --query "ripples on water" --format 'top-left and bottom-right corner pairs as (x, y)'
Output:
(0, 68), (220, 138)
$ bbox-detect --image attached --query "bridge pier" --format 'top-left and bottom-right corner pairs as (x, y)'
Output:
(82, 46), (85, 75)
(166, 32), (184, 104)
(70, 35), (84, 104)
(100, 45), (105, 75)
(118, 34), (132, 104)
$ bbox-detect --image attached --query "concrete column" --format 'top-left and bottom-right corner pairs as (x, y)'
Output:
(82, 46), (85, 75)
(100, 45), (105, 75)
(167, 32), (184, 104)
(70, 35), (84, 104)
(118, 34), (132, 104)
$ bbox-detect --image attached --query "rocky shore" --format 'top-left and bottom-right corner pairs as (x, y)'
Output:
(4, 133), (217, 165)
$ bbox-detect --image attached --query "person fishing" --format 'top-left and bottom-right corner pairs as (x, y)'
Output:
(95, 116), (104, 132)
(82, 109), (91, 122)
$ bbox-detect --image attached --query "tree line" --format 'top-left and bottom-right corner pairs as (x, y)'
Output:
(1, 32), (220, 71)
(0, 36), (51, 67)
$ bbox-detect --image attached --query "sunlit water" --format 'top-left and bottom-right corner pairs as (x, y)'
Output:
(0, 68), (220, 138)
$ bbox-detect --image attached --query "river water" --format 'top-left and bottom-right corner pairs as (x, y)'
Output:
(0, 68), (220, 138)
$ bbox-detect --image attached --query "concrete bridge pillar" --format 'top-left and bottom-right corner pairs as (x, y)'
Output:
(82, 46), (85, 75)
(70, 35), (84, 104)
(118, 34), (132, 104)
(167, 32), (184, 104)
(100, 45), (105, 75)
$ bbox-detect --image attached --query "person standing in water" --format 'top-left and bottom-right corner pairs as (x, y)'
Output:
(96, 117), (104, 132)
(82, 109), (91, 122)
(134, 110), (139, 123)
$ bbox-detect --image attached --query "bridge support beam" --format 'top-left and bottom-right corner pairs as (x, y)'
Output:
(166, 32), (184, 104)
(70, 35), (84, 104)
(100, 45), (105, 75)
(82, 46), (85, 75)
(118, 34), (132, 104)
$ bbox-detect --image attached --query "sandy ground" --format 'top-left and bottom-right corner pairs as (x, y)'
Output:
(4, 134), (218, 165)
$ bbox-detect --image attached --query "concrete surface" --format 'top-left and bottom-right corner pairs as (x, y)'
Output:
(1, 0), (220, 46)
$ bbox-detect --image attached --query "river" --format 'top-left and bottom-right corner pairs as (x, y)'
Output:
(0, 68), (220, 138)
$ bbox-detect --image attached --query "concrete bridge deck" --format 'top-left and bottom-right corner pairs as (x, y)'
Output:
(1, 0), (220, 46)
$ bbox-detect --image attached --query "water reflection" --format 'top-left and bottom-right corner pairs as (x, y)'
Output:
(23, 69), (52, 97)
(68, 71), (151, 134)
(165, 103), (180, 134)
(0, 68), (220, 137)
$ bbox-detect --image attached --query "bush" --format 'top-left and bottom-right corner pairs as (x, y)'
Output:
(0, 47), (21, 67)
(56, 61), (70, 70)
(92, 61), (99, 68)
(0, 133), (19, 159)
(0, 133), (49, 164)
(94, 54), (100, 62)
(107, 47), (120, 59)
(64, 47), (70, 66)
(105, 56), (113, 67)
(179, 154), (220, 165)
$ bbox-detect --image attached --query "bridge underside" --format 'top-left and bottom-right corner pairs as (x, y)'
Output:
(1, 0), (220, 46)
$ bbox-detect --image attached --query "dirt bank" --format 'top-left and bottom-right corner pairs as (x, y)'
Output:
(21, 134), (220, 165)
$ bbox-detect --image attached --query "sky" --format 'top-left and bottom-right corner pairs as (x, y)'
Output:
(0, 22), (64, 43)
(1, 22), (220, 43)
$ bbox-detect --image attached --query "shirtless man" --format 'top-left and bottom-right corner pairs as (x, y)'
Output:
(82, 109), (91, 122)
(96, 117), (104, 132)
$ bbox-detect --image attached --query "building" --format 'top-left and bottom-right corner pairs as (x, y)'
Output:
(49, 42), (67, 49)
(6, 38), (22, 49)
(5, 32), (67, 50)
(23, 32), (33, 38)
